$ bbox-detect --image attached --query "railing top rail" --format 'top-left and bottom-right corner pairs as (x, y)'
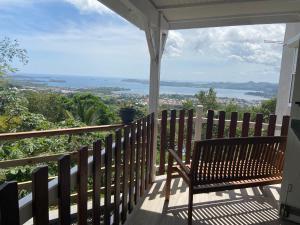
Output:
(157, 116), (283, 129)
(0, 124), (124, 141)
(0, 150), (93, 169)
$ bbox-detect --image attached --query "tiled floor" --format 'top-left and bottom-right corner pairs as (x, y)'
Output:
(125, 175), (296, 225)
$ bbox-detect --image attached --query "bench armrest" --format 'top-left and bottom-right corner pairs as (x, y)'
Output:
(167, 148), (190, 175)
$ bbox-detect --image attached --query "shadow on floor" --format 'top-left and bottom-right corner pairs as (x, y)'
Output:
(126, 177), (295, 225)
(164, 197), (285, 225)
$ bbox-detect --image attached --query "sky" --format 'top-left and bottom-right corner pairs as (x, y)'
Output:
(0, 0), (286, 83)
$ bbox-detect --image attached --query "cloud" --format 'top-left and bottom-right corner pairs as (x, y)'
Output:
(192, 24), (285, 68)
(164, 31), (185, 57)
(64, 0), (112, 14)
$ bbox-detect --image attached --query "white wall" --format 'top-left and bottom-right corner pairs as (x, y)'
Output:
(276, 23), (300, 123)
(280, 34), (300, 223)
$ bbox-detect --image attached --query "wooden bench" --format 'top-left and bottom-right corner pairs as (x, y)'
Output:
(165, 136), (287, 225)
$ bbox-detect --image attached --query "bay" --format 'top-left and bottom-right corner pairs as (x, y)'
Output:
(13, 73), (267, 101)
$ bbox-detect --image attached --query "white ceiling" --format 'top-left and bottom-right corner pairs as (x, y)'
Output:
(99, 0), (300, 30)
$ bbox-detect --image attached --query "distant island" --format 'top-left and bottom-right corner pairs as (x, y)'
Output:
(7, 73), (277, 100)
(123, 79), (277, 98)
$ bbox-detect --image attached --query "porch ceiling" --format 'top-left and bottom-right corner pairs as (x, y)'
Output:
(98, 0), (300, 30)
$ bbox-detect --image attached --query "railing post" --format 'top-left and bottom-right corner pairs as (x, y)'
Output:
(151, 112), (158, 181)
(195, 105), (203, 141)
(0, 181), (20, 225)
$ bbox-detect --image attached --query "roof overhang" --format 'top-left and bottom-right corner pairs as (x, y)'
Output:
(98, 0), (300, 30)
(287, 33), (300, 48)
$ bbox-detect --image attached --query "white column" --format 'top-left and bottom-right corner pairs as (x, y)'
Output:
(276, 23), (300, 123)
(194, 105), (203, 141)
(145, 14), (168, 180)
(280, 39), (300, 223)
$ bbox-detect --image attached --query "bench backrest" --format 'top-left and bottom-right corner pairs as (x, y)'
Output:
(191, 136), (287, 185)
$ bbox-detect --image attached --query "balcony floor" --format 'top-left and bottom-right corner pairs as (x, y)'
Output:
(125, 175), (296, 225)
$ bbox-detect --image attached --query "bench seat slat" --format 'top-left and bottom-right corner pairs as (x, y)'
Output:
(193, 176), (282, 194)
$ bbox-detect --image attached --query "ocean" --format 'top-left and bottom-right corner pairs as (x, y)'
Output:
(13, 74), (267, 101)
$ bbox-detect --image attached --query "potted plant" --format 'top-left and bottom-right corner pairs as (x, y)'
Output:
(119, 103), (136, 125)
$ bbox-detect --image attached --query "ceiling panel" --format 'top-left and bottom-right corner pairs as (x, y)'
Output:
(151, 0), (227, 8)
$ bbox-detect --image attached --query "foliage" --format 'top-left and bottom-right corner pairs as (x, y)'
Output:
(0, 37), (28, 76)
(69, 93), (116, 125)
(24, 91), (70, 122)
(195, 88), (218, 112)
(250, 98), (276, 121)
(182, 100), (194, 110)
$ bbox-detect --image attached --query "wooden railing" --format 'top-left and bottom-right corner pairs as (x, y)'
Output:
(0, 124), (123, 141)
(0, 107), (292, 224)
(0, 124), (123, 192)
(0, 113), (155, 225)
(158, 107), (290, 175)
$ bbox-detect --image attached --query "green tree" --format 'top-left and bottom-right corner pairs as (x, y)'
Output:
(24, 91), (70, 123)
(0, 37), (28, 76)
(182, 99), (194, 110)
(195, 88), (218, 112)
(250, 98), (277, 121)
(70, 93), (115, 125)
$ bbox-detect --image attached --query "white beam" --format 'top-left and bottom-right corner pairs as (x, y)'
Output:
(98, 0), (145, 29)
(161, 0), (300, 29)
(122, 0), (169, 30)
(169, 13), (300, 30)
(156, 0), (266, 11)
(99, 0), (169, 31)
(146, 13), (168, 179)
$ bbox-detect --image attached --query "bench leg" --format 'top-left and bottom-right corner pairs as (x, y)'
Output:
(165, 151), (174, 201)
(188, 189), (193, 225)
(165, 170), (171, 201)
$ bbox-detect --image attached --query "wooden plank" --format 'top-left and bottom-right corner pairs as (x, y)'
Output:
(0, 181), (20, 225)
(150, 112), (155, 183)
(0, 124), (123, 141)
(245, 142), (255, 177)
(254, 113), (263, 136)
(217, 111), (225, 138)
(122, 127), (130, 223)
(159, 110), (168, 174)
(260, 141), (269, 175)
(239, 143), (252, 177)
(268, 114), (277, 136)
(252, 141), (261, 177)
(269, 141), (281, 174)
(129, 123), (136, 212)
(0, 150), (95, 169)
(229, 112), (238, 138)
(78, 147), (88, 225)
(58, 155), (71, 225)
(146, 115), (151, 189)
(177, 110), (185, 159)
(114, 129), (122, 225)
(219, 143), (228, 180)
(281, 115), (290, 136)
(135, 120), (141, 203)
(185, 109), (193, 164)
(214, 142), (223, 181)
(169, 110), (176, 150)
(207, 144), (216, 181)
(32, 166), (49, 225)
(193, 136), (286, 185)
(105, 135), (113, 225)
(241, 112), (250, 137)
(206, 110), (214, 139)
(140, 118), (146, 195)
(93, 140), (101, 225)
(202, 144), (209, 182)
